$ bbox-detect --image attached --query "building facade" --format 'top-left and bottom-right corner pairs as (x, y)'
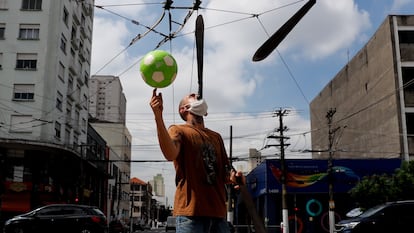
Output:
(89, 75), (131, 222)
(150, 174), (165, 197)
(0, 0), (104, 218)
(89, 75), (127, 124)
(130, 177), (152, 225)
(310, 15), (414, 161)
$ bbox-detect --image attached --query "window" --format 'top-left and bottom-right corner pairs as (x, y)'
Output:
(60, 34), (67, 53)
(10, 115), (33, 133)
(58, 62), (65, 81)
(84, 71), (89, 86)
(63, 7), (69, 26)
(13, 84), (35, 100)
(68, 74), (74, 93)
(0, 0), (8, 9)
(37, 206), (63, 216)
(16, 53), (37, 69)
(0, 23), (5, 39)
(55, 121), (61, 138)
(73, 132), (78, 145)
(21, 0), (41, 10)
(71, 26), (77, 41)
(81, 118), (86, 129)
(66, 101), (72, 120)
(56, 91), (63, 111)
(399, 30), (414, 44)
(65, 128), (71, 144)
(75, 109), (79, 123)
(82, 94), (88, 109)
(19, 24), (40, 40)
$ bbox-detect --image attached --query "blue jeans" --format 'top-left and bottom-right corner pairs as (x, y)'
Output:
(176, 216), (230, 233)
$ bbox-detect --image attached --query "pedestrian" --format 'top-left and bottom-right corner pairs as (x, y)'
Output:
(150, 89), (244, 233)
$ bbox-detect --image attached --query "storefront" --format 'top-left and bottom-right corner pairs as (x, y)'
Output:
(237, 158), (401, 233)
(0, 145), (108, 221)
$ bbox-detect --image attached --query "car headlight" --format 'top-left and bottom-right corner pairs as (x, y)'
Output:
(337, 221), (360, 230)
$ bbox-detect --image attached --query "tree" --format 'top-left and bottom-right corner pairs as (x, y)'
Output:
(393, 161), (414, 200)
(349, 161), (414, 209)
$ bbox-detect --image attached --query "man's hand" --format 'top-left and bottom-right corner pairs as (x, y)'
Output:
(150, 88), (163, 118)
(230, 169), (246, 190)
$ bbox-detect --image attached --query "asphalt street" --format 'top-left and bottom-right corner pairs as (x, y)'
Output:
(134, 227), (173, 233)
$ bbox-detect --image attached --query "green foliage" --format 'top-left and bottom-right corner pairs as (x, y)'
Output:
(349, 160), (414, 209)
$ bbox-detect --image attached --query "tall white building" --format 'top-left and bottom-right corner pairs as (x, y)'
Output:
(0, 0), (93, 145)
(89, 75), (131, 221)
(0, 0), (101, 214)
(150, 173), (165, 197)
(89, 75), (127, 124)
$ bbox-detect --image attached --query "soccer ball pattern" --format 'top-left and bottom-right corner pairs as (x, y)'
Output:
(140, 50), (178, 88)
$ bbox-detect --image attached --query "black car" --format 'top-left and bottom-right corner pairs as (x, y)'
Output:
(335, 200), (414, 233)
(3, 204), (108, 233)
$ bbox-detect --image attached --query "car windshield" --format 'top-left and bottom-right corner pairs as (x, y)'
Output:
(358, 204), (386, 218)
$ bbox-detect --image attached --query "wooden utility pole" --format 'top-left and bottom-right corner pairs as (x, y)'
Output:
(268, 109), (290, 233)
(326, 108), (336, 233)
(227, 125), (234, 223)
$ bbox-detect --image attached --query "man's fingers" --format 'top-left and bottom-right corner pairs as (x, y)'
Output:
(152, 88), (157, 97)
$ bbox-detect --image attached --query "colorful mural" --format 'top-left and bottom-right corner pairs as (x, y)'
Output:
(269, 164), (360, 188)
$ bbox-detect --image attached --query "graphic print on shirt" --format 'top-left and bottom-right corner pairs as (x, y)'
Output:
(201, 142), (218, 185)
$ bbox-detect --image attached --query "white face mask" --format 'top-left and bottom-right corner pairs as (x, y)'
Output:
(187, 99), (208, 116)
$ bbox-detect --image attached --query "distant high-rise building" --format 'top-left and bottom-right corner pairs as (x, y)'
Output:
(249, 148), (262, 171)
(88, 75), (131, 221)
(150, 174), (165, 197)
(89, 75), (127, 124)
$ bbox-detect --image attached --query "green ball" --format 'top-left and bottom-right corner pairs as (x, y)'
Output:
(140, 50), (178, 88)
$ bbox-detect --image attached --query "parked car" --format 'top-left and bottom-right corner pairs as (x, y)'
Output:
(3, 204), (108, 233)
(165, 216), (176, 232)
(109, 219), (129, 233)
(335, 200), (414, 233)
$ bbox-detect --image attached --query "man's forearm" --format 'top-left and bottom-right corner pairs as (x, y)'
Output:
(155, 117), (179, 161)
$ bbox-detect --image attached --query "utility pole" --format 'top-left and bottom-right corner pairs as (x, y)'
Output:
(227, 125), (234, 224)
(326, 108), (336, 233)
(268, 109), (290, 233)
(130, 186), (134, 233)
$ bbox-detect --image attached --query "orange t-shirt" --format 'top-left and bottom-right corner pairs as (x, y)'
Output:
(169, 124), (230, 218)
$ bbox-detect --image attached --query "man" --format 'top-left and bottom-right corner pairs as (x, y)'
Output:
(150, 89), (243, 233)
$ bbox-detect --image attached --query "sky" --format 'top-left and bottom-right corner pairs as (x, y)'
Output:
(90, 0), (414, 205)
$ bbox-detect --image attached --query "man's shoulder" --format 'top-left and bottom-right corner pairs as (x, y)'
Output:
(169, 124), (187, 130)
(168, 124), (192, 133)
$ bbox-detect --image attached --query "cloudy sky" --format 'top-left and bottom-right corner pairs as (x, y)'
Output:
(91, 0), (414, 204)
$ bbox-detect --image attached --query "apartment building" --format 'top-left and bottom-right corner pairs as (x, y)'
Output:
(130, 177), (152, 225)
(0, 0), (105, 216)
(310, 15), (414, 160)
(89, 75), (127, 124)
(89, 75), (131, 221)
